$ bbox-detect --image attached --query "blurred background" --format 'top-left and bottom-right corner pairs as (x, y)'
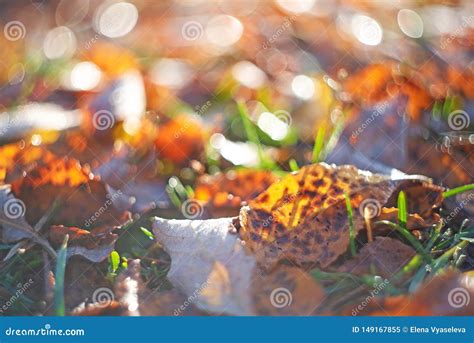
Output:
(0, 0), (472, 189)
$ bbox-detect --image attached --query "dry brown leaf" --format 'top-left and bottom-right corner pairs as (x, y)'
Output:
(252, 266), (324, 316)
(0, 143), (56, 183)
(405, 137), (473, 188)
(64, 259), (112, 312)
(337, 237), (416, 278)
(0, 184), (36, 243)
(239, 163), (441, 270)
(49, 225), (118, 263)
(343, 62), (432, 120)
(346, 270), (474, 316)
(374, 207), (440, 234)
(11, 156), (127, 228)
(194, 169), (279, 217)
(0, 184), (55, 257)
(384, 179), (444, 217)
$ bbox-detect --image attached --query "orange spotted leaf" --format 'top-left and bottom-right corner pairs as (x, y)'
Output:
(0, 142), (56, 183)
(239, 163), (440, 269)
(194, 170), (279, 217)
(11, 157), (126, 228)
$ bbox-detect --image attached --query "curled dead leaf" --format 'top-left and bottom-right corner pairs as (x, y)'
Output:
(49, 225), (118, 263)
(345, 270), (474, 315)
(11, 156), (127, 228)
(0, 184), (56, 257)
(252, 266), (324, 316)
(337, 237), (416, 279)
(374, 207), (440, 234)
(238, 163), (441, 270)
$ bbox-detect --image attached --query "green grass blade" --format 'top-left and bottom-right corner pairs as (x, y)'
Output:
(408, 264), (429, 293)
(54, 235), (68, 316)
(109, 251), (120, 273)
(312, 125), (326, 163)
(397, 191), (407, 230)
(166, 185), (182, 208)
(431, 240), (468, 273)
(184, 185), (195, 198)
(344, 193), (356, 257)
(289, 159), (299, 172)
(140, 227), (155, 240)
(443, 183), (474, 198)
(406, 222), (443, 291)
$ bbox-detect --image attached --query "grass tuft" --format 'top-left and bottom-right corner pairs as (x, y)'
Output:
(397, 191), (407, 230)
